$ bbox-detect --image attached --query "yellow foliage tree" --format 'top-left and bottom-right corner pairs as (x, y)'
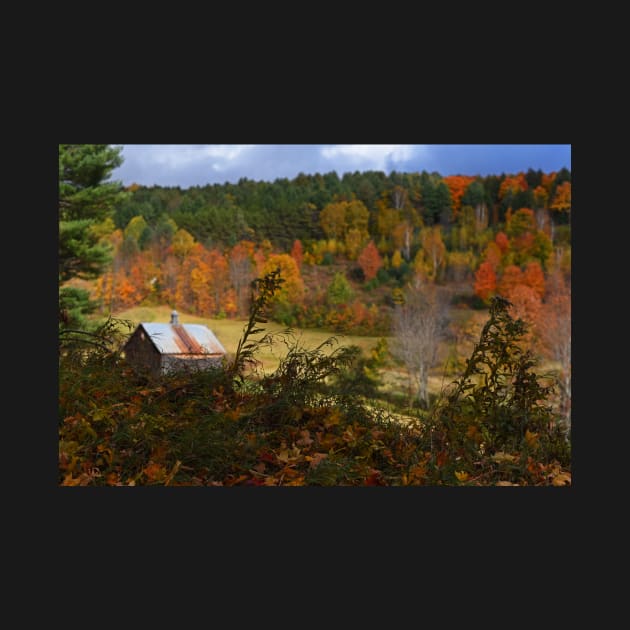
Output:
(261, 253), (305, 305)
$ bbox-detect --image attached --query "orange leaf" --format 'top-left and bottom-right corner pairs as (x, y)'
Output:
(61, 473), (82, 486)
(551, 471), (571, 486)
(525, 430), (539, 448)
(143, 461), (166, 482)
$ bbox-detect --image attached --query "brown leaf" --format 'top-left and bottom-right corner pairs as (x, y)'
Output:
(491, 451), (518, 463)
(551, 471), (571, 486)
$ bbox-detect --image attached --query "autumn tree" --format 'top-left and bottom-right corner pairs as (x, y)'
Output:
(495, 231), (509, 255)
(416, 225), (446, 281)
(357, 240), (383, 282)
(59, 144), (128, 329)
(391, 276), (449, 408)
(376, 205), (400, 250)
(497, 264), (523, 297)
(319, 201), (347, 241)
(443, 175), (475, 218)
(498, 173), (528, 210)
(537, 272), (571, 428)
(507, 284), (542, 348)
(261, 253), (305, 307)
(170, 228), (196, 261)
(550, 181), (571, 214)
(473, 261), (497, 302)
(523, 261), (545, 299)
(290, 239), (304, 268)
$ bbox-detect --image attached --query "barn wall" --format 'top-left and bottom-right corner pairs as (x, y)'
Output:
(161, 355), (224, 375)
(124, 330), (162, 375)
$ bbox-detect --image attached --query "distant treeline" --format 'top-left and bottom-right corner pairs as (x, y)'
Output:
(115, 168), (571, 251)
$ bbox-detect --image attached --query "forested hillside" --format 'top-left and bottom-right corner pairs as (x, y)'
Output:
(59, 145), (571, 486)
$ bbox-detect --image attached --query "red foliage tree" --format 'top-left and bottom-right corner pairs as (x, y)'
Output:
(443, 175), (475, 217)
(495, 231), (510, 255)
(506, 284), (542, 347)
(290, 239), (304, 268)
(473, 261), (497, 302)
(523, 261), (546, 299)
(358, 240), (383, 282)
(497, 265), (523, 297)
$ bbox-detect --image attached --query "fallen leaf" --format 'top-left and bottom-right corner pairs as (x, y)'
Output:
(525, 430), (539, 448)
(551, 472), (571, 486)
(143, 461), (165, 481)
(491, 451), (518, 463)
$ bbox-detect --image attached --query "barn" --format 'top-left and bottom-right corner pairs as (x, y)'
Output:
(123, 311), (227, 376)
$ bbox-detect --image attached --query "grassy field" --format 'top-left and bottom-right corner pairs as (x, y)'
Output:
(112, 303), (560, 406)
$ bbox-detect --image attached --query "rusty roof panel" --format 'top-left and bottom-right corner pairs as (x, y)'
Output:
(140, 323), (227, 356)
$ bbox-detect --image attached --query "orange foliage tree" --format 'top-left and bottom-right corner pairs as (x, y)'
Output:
(497, 264), (523, 297)
(550, 181), (571, 214)
(357, 240), (383, 282)
(523, 261), (546, 299)
(498, 174), (528, 201)
(443, 175), (475, 217)
(506, 284), (542, 347)
(290, 239), (304, 268)
(473, 261), (497, 302)
(495, 231), (509, 255)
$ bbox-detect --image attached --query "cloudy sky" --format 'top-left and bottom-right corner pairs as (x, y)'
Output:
(110, 144), (571, 189)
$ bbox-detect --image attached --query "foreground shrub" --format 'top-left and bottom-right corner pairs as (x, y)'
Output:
(59, 278), (570, 486)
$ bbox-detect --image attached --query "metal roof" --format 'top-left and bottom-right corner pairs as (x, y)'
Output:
(139, 323), (227, 356)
